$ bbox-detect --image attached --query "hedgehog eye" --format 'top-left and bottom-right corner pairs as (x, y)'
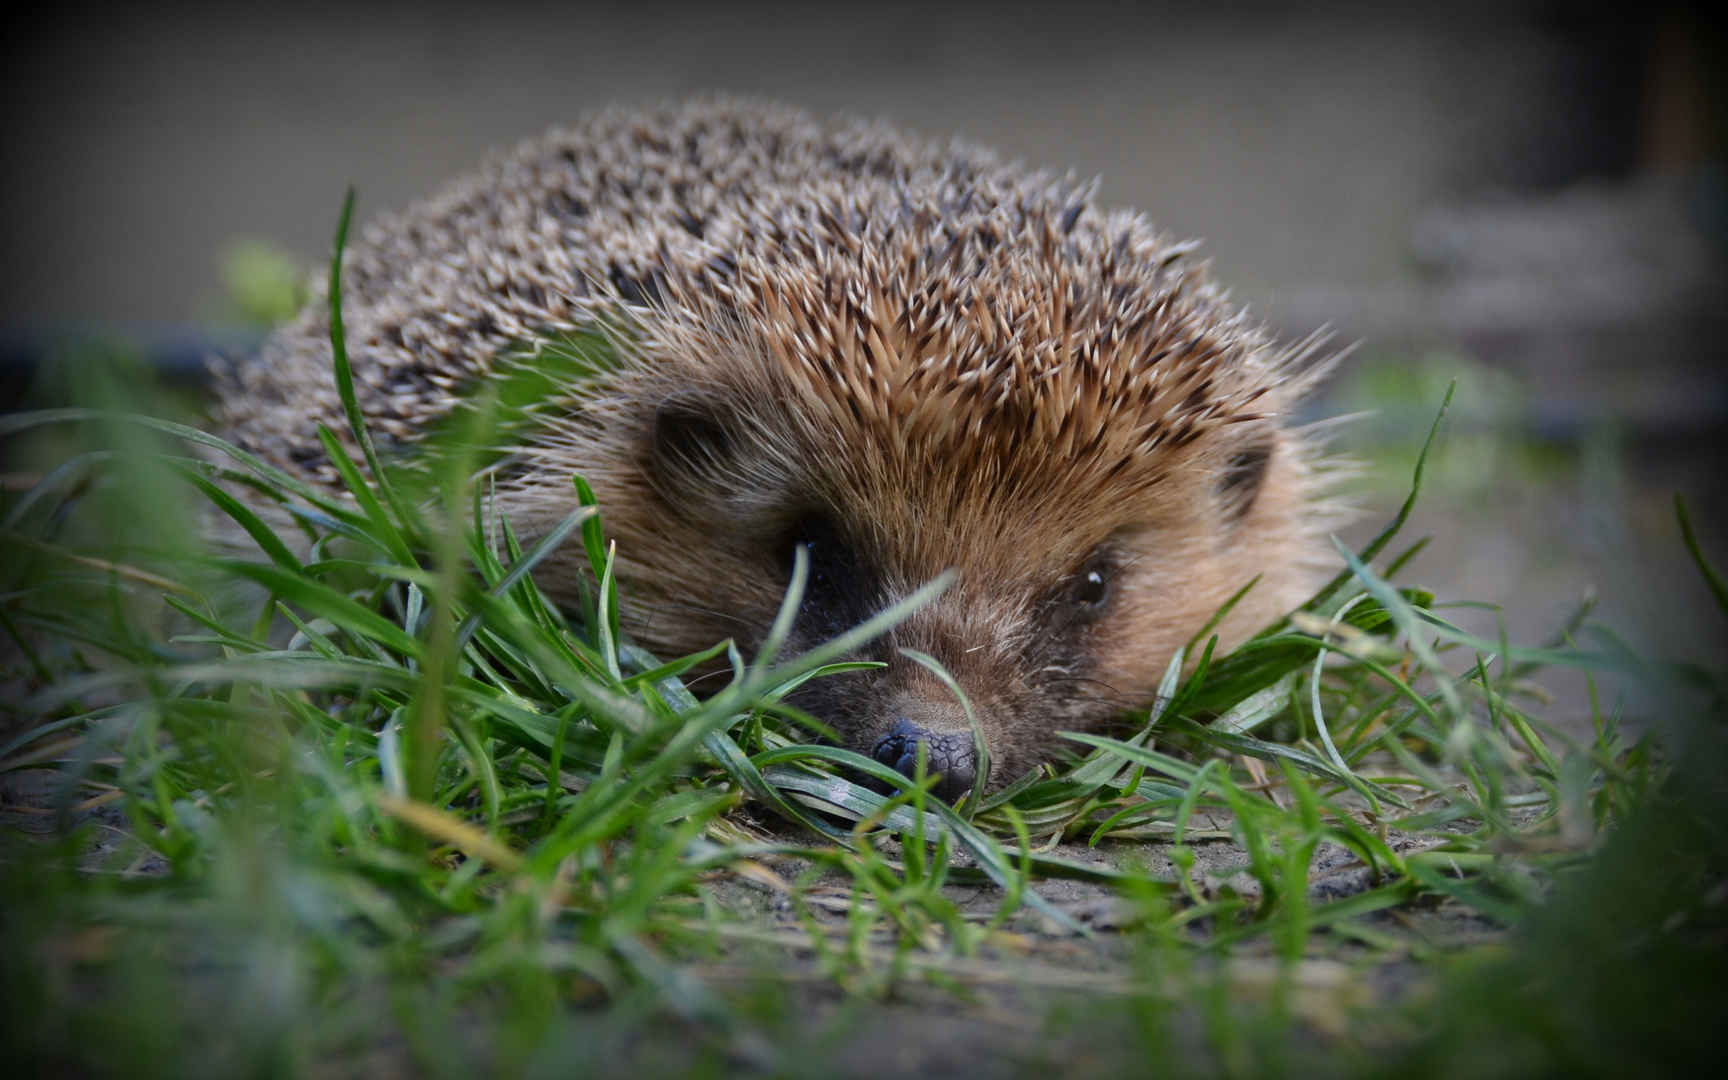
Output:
(650, 395), (731, 482)
(1074, 569), (1109, 609)
(1066, 553), (1112, 618)
(1218, 438), (1274, 522)
(782, 512), (870, 636)
(784, 513), (842, 585)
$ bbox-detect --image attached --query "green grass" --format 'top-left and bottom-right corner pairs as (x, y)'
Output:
(2, 199), (1723, 1077)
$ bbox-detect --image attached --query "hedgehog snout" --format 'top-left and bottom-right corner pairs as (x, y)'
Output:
(870, 717), (977, 804)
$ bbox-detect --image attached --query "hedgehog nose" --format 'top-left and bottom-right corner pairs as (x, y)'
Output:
(871, 718), (977, 804)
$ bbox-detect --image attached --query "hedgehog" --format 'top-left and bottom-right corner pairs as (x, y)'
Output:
(216, 99), (1341, 801)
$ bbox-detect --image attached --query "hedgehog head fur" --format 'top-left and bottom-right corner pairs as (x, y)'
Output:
(218, 100), (1346, 797)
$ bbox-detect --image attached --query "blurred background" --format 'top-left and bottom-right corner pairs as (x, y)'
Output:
(3, 0), (1724, 719)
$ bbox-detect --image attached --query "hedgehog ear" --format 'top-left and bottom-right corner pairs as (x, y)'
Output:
(650, 394), (734, 491)
(1217, 437), (1274, 523)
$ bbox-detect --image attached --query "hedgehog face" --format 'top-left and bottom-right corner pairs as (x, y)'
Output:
(560, 345), (1323, 798)
(765, 424), (1310, 797)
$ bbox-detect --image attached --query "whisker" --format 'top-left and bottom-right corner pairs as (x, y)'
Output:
(683, 667), (734, 692)
(630, 598), (755, 632)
